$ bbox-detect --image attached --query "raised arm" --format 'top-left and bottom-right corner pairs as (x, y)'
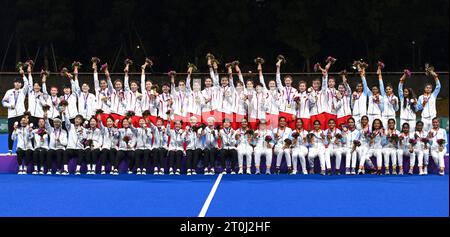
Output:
(378, 68), (386, 97)
(276, 62), (284, 91)
(361, 75), (372, 97)
(398, 75), (405, 101)
(22, 70), (29, 95)
(432, 73), (441, 98)
(258, 64), (268, 92)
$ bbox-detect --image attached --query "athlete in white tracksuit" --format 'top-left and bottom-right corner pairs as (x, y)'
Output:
(428, 118), (447, 176)
(291, 118), (309, 175)
(382, 119), (400, 175)
(357, 116), (376, 174)
(235, 118), (254, 175)
(308, 120), (328, 175)
(411, 121), (429, 175)
(273, 117), (293, 174)
(397, 123), (415, 175)
(343, 118), (361, 175)
(253, 120), (275, 175)
(363, 119), (385, 175)
(324, 119), (343, 175)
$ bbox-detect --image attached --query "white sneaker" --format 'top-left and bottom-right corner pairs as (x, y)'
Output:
(17, 170), (22, 175)
(192, 171), (197, 175)
(302, 170), (308, 175)
(204, 168), (209, 174)
(113, 170), (119, 176)
(101, 171), (106, 175)
(75, 171), (81, 175)
(159, 171), (164, 175)
(204, 171), (210, 176)
(46, 171), (52, 175)
(210, 169), (215, 175)
(187, 171), (192, 176)
(439, 170), (445, 176)
(127, 170), (133, 175)
(291, 170), (297, 175)
(56, 171), (61, 175)
(255, 170), (261, 175)
(137, 171), (141, 175)
(238, 169), (243, 175)
(266, 171), (271, 175)
(32, 171), (38, 175)
(351, 168), (356, 175)
(175, 170), (180, 175)
(221, 171), (227, 175)
(423, 167), (428, 175)
(231, 171), (236, 175)
(39, 171), (44, 175)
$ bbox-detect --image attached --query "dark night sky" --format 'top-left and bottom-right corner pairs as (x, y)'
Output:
(0, 0), (448, 73)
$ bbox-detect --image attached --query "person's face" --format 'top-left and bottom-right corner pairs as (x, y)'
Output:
(328, 78), (336, 88)
(14, 82), (22, 90)
(75, 117), (82, 126)
(178, 81), (186, 91)
(20, 118), (27, 127)
(296, 120), (303, 129)
(348, 120), (355, 129)
(64, 88), (71, 95)
(207, 120), (215, 126)
(402, 125), (409, 133)
(241, 119), (248, 128)
(100, 80), (107, 90)
(424, 85), (432, 94)
(256, 85), (263, 93)
(279, 119), (287, 128)
(139, 119), (146, 127)
(373, 120), (381, 129)
(338, 85), (345, 94)
(328, 120), (336, 129)
(314, 122), (321, 130)
(38, 119), (45, 128)
(123, 119), (130, 128)
(372, 86), (379, 95)
(299, 83), (307, 92)
(361, 117), (368, 126)
(114, 81), (123, 90)
(175, 122), (182, 129)
(33, 83), (41, 92)
(50, 88), (58, 96)
(223, 121), (231, 128)
(90, 119), (97, 128)
(403, 89), (410, 97)
(284, 77), (292, 87)
(312, 80), (320, 90)
(269, 81), (276, 90)
(130, 82), (138, 92)
(432, 119), (439, 129)
(106, 118), (114, 128)
(205, 78), (212, 87)
(416, 123), (423, 131)
(388, 120), (395, 130)
(356, 83), (363, 92)
(162, 85), (170, 93)
(145, 81), (152, 91)
(386, 86), (393, 95)
(54, 120), (61, 128)
(193, 82), (201, 91)
(259, 122), (267, 130)
(82, 84), (89, 92)
(236, 82), (243, 91)
(246, 81), (254, 89)
(221, 78), (229, 87)
(156, 119), (163, 127)
(190, 117), (197, 126)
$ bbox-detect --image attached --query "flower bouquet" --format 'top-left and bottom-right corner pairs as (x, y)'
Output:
(123, 136), (131, 145)
(100, 63), (108, 72)
(326, 56), (337, 65)
(59, 100), (69, 108)
(82, 139), (93, 148)
(124, 59), (133, 66)
(72, 61), (82, 70)
(60, 67), (69, 77)
(359, 61), (369, 69)
(232, 60), (240, 67)
(352, 60), (361, 70)
(145, 58), (154, 67)
(26, 60), (35, 68)
(291, 132), (300, 139)
(277, 55), (286, 64)
(404, 69), (412, 78)
(420, 137), (430, 149)
(91, 57), (101, 65)
(206, 53), (215, 61)
(409, 138), (418, 146)
(16, 62), (24, 71)
(377, 61), (385, 69)
(437, 139), (446, 147)
(40, 70), (50, 78)
(254, 57), (265, 65)
(351, 140), (361, 153)
(42, 104), (51, 112)
(313, 63), (322, 72)
(187, 63), (198, 72)
(339, 70), (348, 77)
(425, 63), (435, 77)
(168, 71), (177, 77)
(265, 135), (273, 143)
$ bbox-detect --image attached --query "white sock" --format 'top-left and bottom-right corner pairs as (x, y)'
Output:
(34, 165), (38, 171)
(92, 164), (96, 171)
(76, 165), (81, 172)
(64, 165), (68, 171)
(101, 166), (105, 171)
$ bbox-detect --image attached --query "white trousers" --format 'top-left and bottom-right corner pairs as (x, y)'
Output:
(343, 147), (357, 169)
(412, 149), (429, 168)
(357, 146), (375, 169)
(308, 147), (328, 171)
(397, 149), (415, 168)
(237, 144), (253, 169)
(325, 147), (343, 170)
(254, 147), (273, 168)
(382, 148), (397, 168)
(365, 148), (383, 169)
(430, 147), (447, 169)
(275, 147), (292, 167)
(292, 147), (308, 173)
(422, 118), (433, 132)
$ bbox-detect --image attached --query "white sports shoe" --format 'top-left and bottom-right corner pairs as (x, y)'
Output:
(46, 171), (52, 175)
(246, 169), (251, 175)
(101, 171), (106, 175)
(238, 169), (243, 175)
(75, 171), (81, 175)
(231, 171), (236, 175)
(291, 170), (297, 175)
(192, 171), (197, 175)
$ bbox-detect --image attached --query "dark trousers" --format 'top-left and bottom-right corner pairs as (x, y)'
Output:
(47, 149), (64, 171)
(86, 149), (100, 165)
(7, 116), (22, 151)
(186, 149), (202, 171)
(33, 148), (47, 169)
(100, 149), (117, 167)
(134, 149), (151, 170)
(153, 148), (167, 170)
(219, 149), (238, 171)
(115, 150), (134, 171)
(168, 150), (183, 171)
(17, 149), (32, 167)
(204, 148), (217, 169)
(65, 149), (86, 166)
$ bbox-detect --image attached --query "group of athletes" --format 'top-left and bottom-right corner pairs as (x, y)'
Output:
(2, 55), (447, 176)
